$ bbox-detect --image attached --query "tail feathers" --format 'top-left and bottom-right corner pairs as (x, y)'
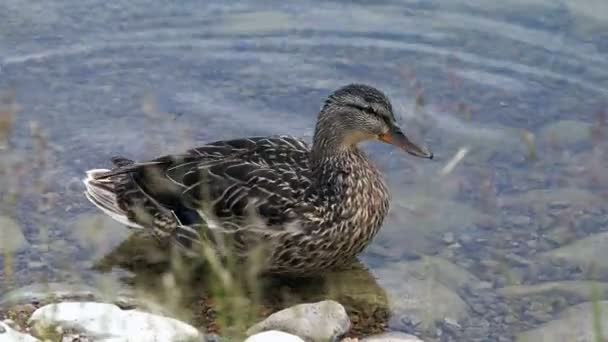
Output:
(83, 168), (205, 253)
(90, 160), (164, 180)
(83, 169), (143, 229)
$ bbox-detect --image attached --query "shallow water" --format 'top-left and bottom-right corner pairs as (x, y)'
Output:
(1, 0), (608, 340)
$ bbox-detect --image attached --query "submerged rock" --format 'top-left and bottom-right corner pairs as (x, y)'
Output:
(69, 213), (133, 259)
(378, 196), (491, 256)
(500, 188), (600, 209)
(0, 321), (39, 342)
(0, 215), (28, 254)
(540, 231), (608, 279)
(246, 300), (350, 342)
(517, 301), (608, 342)
(538, 119), (592, 146)
(498, 281), (608, 300)
(244, 330), (305, 342)
(373, 259), (470, 332)
(28, 301), (202, 342)
(402, 256), (481, 290)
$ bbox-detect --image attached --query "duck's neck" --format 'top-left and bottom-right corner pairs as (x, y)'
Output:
(308, 106), (389, 204)
(309, 107), (357, 170)
(309, 128), (387, 202)
(309, 129), (391, 249)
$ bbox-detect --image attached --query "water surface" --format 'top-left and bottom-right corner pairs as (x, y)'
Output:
(1, 0), (607, 340)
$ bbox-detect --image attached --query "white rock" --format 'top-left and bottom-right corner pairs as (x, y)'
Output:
(28, 302), (202, 342)
(244, 330), (305, 342)
(246, 300), (350, 342)
(362, 331), (424, 342)
(0, 321), (40, 342)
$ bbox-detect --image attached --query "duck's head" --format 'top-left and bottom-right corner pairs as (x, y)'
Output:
(314, 83), (433, 159)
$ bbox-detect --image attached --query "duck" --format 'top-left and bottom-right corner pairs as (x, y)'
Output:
(82, 84), (433, 276)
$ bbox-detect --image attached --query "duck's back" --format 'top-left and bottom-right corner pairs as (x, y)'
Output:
(83, 135), (316, 252)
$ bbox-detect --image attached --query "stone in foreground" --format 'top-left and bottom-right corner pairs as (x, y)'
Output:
(0, 321), (39, 342)
(246, 300), (350, 342)
(245, 330), (305, 342)
(28, 302), (202, 342)
(361, 332), (424, 342)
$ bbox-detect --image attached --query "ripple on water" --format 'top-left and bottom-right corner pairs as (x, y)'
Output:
(1, 0), (607, 340)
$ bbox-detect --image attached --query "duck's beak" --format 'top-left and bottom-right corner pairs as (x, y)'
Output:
(378, 126), (433, 159)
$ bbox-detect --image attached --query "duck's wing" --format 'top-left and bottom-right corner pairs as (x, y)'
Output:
(84, 136), (313, 251)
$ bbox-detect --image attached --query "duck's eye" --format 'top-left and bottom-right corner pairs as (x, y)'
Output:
(354, 104), (376, 115)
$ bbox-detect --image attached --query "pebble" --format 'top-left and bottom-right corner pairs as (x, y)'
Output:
(503, 315), (517, 324)
(443, 317), (461, 329)
(244, 330), (305, 342)
(544, 225), (575, 245)
(28, 301), (202, 342)
(442, 232), (455, 244)
(508, 215), (531, 226)
(246, 300), (350, 342)
(471, 281), (493, 291)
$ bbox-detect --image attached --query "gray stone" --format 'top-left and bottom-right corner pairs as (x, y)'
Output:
(246, 300), (350, 342)
(361, 331), (424, 342)
(0, 215), (28, 254)
(517, 301), (608, 342)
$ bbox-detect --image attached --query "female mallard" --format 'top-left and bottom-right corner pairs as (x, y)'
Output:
(83, 84), (433, 275)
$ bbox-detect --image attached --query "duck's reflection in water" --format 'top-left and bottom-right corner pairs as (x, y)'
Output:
(94, 232), (390, 337)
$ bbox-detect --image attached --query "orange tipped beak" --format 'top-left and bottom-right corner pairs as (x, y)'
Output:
(378, 127), (433, 159)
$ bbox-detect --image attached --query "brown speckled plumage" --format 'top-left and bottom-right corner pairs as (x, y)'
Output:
(83, 84), (433, 275)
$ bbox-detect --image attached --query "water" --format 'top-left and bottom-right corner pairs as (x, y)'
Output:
(1, 0), (607, 340)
